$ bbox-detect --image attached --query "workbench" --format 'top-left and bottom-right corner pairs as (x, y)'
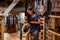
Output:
(49, 15), (60, 40)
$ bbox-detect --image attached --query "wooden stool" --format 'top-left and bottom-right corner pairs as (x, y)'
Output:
(22, 33), (29, 40)
(29, 33), (34, 40)
(22, 23), (30, 40)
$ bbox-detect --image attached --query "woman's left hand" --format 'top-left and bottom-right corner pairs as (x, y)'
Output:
(30, 21), (35, 24)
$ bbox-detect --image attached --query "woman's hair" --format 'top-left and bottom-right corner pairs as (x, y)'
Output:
(26, 7), (36, 22)
(27, 7), (35, 14)
(27, 7), (33, 10)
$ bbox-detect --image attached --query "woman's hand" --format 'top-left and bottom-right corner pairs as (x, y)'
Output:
(30, 21), (35, 24)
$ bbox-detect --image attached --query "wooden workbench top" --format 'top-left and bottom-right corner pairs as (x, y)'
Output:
(49, 15), (60, 18)
(48, 30), (60, 36)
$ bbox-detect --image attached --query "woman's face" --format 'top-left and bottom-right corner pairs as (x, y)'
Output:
(27, 10), (33, 15)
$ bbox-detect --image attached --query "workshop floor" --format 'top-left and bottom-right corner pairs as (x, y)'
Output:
(4, 32), (20, 40)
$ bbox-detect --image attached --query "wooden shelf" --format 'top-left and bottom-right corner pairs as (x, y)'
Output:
(51, 0), (60, 12)
(52, 8), (60, 12)
(49, 15), (60, 18)
(55, 0), (60, 2)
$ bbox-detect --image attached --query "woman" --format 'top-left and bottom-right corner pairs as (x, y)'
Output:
(27, 7), (41, 40)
